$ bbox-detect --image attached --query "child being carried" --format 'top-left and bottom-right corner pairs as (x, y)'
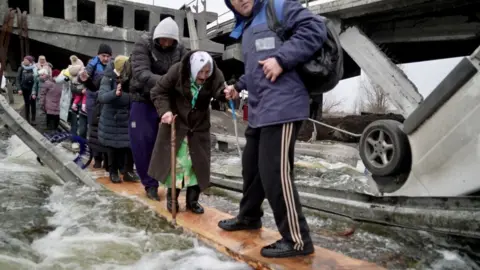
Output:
(67, 58), (87, 114)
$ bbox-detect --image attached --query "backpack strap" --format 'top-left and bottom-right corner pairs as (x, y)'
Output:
(266, 0), (287, 41)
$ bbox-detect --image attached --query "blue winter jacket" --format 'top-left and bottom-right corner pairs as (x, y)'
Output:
(226, 0), (327, 128)
(84, 56), (107, 125)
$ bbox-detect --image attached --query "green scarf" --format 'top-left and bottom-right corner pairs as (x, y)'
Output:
(190, 77), (202, 107)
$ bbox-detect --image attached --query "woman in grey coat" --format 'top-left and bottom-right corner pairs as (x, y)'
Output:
(97, 56), (138, 183)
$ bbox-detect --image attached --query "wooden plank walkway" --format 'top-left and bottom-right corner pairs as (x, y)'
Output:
(93, 169), (384, 270)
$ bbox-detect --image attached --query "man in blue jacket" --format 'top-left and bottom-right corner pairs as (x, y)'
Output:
(79, 44), (112, 170)
(218, 0), (327, 258)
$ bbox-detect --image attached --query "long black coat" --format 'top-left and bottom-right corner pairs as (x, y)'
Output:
(148, 50), (226, 191)
(88, 101), (108, 153)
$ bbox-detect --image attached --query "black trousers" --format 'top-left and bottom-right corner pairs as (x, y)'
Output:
(22, 88), (36, 122)
(123, 147), (134, 173)
(46, 114), (60, 131)
(238, 121), (312, 250)
(108, 147), (135, 174)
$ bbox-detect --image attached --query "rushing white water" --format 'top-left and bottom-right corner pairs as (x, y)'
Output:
(0, 135), (250, 270)
(0, 135), (478, 270)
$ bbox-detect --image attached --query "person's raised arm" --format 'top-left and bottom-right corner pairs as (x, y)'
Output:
(233, 74), (247, 92)
(211, 68), (227, 102)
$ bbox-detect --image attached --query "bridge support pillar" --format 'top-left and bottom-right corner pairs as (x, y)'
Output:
(197, 14), (207, 40)
(339, 26), (423, 117)
(149, 11), (160, 31)
(175, 12), (185, 39)
(223, 44), (243, 61)
(94, 0), (107, 25)
(64, 0), (77, 21)
(29, 0), (43, 16)
(123, 6), (134, 29)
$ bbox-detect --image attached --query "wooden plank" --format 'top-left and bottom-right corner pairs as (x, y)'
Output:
(339, 26), (423, 117)
(92, 169), (384, 270)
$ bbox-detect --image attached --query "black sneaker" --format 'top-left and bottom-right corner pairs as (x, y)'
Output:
(218, 217), (262, 231)
(109, 172), (122, 184)
(261, 239), (314, 258)
(146, 186), (160, 201)
(123, 172), (140, 182)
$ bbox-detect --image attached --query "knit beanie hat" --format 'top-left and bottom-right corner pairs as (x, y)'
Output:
(98, 43), (112, 56)
(24, 55), (34, 63)
(52, 69), (61, 78)
(67, 55), (85, 76)
(69, 55), (84, 67)
(68, 65), (83, 77)
(153, 17), (179, 42)
(114, 55), (129, 76)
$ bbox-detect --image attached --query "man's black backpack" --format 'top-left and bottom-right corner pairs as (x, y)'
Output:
(21, 68), (35, 89)
(266, 0), (344, 103)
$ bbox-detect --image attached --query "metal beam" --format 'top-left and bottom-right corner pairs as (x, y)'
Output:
(210, 174), (480, 239)
(0, 95), (102, 189)
(339, 26), (423, 117)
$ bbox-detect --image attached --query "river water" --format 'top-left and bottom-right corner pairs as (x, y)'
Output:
(0, 134), (478, 270)
(0, 135), (250, 270)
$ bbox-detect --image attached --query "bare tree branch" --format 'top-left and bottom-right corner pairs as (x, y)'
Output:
(356, 65), (403, 114)
(322, 96), (345, 114)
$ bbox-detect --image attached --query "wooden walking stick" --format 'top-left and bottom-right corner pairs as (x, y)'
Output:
(170, 114), (178, 225)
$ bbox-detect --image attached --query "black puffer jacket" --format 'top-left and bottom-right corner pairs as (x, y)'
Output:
(88, 101), (108, 153)
(98, 62), (131, 149)
(129, 32), (187, 105)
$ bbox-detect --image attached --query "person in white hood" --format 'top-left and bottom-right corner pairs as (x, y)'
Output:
(128, 17), (188, 201)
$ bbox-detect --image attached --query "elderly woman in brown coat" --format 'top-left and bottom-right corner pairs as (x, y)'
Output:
(149, 50), (225, 214)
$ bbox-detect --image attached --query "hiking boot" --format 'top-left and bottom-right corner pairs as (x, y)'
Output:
(260, 239), (314, 258)
(123, 172), (140, 182)
(109, 172), (121, 184)
(218, 217), (262, 231)
(166, 188), (180, 213)
(186, 185), (204, 214)
(146, 186), (160, 201)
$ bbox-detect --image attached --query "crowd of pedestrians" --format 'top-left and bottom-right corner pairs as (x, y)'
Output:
(15, 0), (328, 258)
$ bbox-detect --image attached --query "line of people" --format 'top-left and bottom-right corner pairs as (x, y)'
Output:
(16, 0), (327, 259)
(16, 17), (211, 215)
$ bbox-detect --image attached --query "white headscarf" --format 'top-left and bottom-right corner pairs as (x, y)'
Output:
(190, 51), (213, 80)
